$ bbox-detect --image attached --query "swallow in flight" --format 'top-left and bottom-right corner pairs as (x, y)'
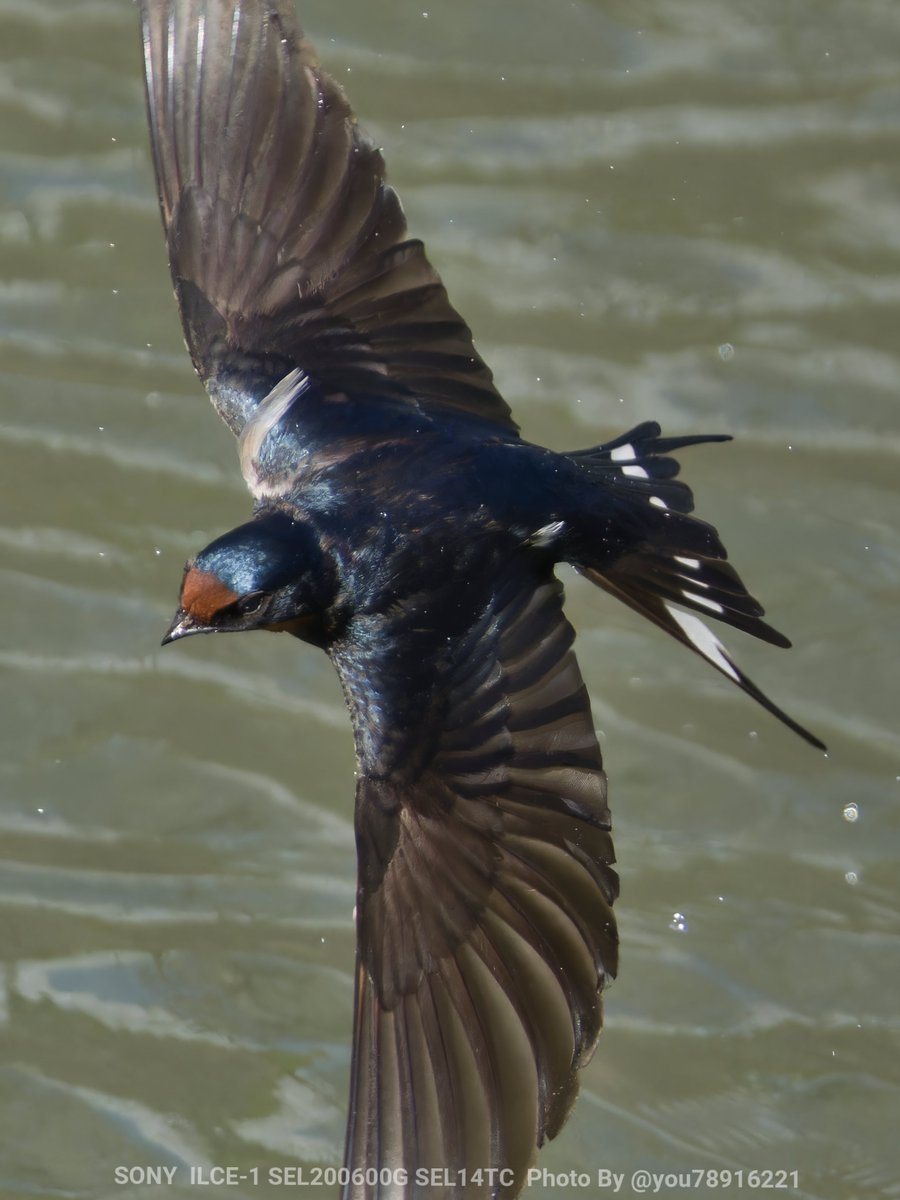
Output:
(139, 2), (823, 1196)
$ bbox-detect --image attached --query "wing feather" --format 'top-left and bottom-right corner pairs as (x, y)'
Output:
(139, 0), (514, 435)
(339, 572), (618, 1198)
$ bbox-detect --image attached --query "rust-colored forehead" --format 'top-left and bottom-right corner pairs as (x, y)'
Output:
(181, 566), (239, 623)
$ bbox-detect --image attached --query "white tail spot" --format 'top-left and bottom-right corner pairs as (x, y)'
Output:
(649, 496), (668, 509)
(665, 604), (739, 682)
(610, 444), (635, 462)
(622, 464), (649, 479)
(681, 590), (724, 613)
(674, 556), (700, 569)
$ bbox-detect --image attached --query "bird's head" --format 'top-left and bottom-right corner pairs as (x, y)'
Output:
(163, 511), (336, 648)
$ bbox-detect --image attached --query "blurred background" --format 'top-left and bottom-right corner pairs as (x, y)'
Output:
(1, 1), (897, 1197)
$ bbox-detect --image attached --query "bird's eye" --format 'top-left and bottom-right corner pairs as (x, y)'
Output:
(236, 591), (266, 617)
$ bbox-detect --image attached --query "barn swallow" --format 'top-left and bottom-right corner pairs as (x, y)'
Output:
(139, 2), (824, 1196)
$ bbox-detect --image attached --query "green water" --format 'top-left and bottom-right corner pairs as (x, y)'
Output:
(1, 2), (897, 1197)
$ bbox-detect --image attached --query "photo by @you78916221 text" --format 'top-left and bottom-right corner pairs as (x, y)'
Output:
(112, 1164), (804, 1192)
(136, 1), (824, 1197)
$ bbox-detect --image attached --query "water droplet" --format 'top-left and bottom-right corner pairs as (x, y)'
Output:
(717, 343), (734, 361)
(670, 911), (688, 932)
(844, 870), (859, 886)
(843, 802), (859, 823)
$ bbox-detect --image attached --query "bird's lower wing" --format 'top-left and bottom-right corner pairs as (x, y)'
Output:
(138, 0), (513, 435)
(343, 575), (618, 1199)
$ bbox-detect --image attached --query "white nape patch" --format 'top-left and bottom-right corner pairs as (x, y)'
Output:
(674, 556), (700, 569)
(529, 520), (566, 547)
(649, 496), (668, 509)
(239, 368), (310, 497)
(665, 604), (739, 682)
(610, 444), (635, 462)
(622, 464), (649, 479)
(681, 590), (724, 613)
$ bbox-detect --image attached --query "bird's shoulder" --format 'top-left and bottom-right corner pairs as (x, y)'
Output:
(240, 381), (533, 525)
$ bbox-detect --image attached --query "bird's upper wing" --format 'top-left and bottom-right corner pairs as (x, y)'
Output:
(139, 0), (515, 436)
(334, 570), (618, 1199)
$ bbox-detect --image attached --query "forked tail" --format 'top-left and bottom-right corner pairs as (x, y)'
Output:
(568, 422), (825, 749)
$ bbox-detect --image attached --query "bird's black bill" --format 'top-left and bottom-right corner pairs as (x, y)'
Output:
(161, 610), (213, 645)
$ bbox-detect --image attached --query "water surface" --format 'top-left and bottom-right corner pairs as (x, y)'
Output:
(1, 2), (897, 1197)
